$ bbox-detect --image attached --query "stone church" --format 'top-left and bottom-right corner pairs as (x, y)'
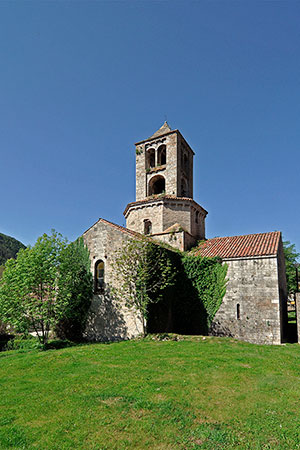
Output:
(83, 122), (287, 345)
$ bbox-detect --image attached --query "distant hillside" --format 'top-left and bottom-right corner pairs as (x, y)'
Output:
(0, 233), (26, 265)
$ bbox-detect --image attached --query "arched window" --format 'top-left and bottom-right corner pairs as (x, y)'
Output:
(146, 148), (155, 169)
(148, 175), (165, 196)
(94, 260), (104, 293)
(157, 145), (166, 166)
(144, 219), (152, 235)
(236, 304), (240, 320)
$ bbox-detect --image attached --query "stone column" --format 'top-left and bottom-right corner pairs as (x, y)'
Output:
(296, 293), (300, 343)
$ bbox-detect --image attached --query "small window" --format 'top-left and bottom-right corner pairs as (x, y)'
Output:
(236, 304), (240, 320)
(94, 260), (104, 293)
(144, 219), (152, 235)
(195, 211), (199, 224)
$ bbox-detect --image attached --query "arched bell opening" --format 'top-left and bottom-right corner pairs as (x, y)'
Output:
(146, 148), (155, 169)
(148, 175), (165, 196)
(157, 145), (166, 166)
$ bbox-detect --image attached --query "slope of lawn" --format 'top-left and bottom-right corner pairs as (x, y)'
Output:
(1, 336), (300, 449)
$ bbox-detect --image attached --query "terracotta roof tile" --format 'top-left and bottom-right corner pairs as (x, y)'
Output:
(195, 231), (281, 259)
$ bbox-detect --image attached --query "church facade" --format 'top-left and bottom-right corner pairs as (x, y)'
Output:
(83, 123), (287, 345)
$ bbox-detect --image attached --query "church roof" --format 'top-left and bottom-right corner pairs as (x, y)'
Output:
(148, 121), (172, 139)
(83, 218), (142, 238)
(194, 231), (281, 259)
(135, 122), (176, 145)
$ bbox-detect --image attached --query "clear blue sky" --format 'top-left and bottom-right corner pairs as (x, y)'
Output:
(1, 1), (299, 254)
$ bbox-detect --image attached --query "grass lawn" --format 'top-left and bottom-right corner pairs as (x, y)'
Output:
(1, 336), (300, 449)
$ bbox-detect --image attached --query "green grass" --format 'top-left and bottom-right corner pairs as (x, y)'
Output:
(288, 310), (296, 324)
(1, 336), (300, 449)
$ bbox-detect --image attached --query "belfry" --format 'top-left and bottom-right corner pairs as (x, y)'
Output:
(123, 122), (207, 250)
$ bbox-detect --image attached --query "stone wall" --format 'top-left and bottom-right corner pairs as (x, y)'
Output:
(151, 230), (197, 251)
(125, 197), (206, 241)
(177, 133), (194, 198)
(125, 200), (165, 235)
(83, 220), (143, 341)
(210, 255), (283, 345)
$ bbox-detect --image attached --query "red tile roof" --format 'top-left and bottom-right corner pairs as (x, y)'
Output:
(194, 231), (281, 259)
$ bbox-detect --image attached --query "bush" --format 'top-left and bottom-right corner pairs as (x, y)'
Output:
(43, 339), (76, 350)
(5, 335), (41, 351)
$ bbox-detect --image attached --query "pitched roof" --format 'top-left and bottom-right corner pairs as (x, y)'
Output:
(83, 217), (142, 238)
(194, 231), (281, 259)
(148, 121), (172, 139)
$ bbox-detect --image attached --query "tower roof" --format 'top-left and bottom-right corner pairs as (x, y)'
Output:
(148, 121), (172, 139)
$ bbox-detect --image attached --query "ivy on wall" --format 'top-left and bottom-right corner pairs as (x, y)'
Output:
(147, 244), (228, 335)
(181, 253), (228, 327)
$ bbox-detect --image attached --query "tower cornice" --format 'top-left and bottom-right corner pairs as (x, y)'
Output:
(123, 195), (207, 218)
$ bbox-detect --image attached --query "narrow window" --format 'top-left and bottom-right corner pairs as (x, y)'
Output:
(94, 260), (104, 293)
(236, 304), (240, 320)
(195, 211), (199, 224)
(144, 219), (152, 235)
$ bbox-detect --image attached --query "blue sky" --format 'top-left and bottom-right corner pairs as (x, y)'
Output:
(1, 1), (299, 254)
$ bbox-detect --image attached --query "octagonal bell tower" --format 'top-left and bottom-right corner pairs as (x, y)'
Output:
(124, 122), (207, 250)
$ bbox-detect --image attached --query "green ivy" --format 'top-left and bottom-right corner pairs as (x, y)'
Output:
(147, 244), (228, 334)
(181, 253), (228, 327)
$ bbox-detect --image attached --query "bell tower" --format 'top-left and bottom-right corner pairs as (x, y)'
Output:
(124, 122), (207, 250)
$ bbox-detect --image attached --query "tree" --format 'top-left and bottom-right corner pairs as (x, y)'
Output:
(113, 238), (176, 336)
(56, 237), (93, 341)
(0, 231), (93, 345)
(283, 241), (300, 296)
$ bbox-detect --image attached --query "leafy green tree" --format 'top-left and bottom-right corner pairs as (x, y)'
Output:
(0, 231), (93, 345)
(283, 241), (300, 296)
(56, 238), (93, 341)
(113, 238), (176, 336)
